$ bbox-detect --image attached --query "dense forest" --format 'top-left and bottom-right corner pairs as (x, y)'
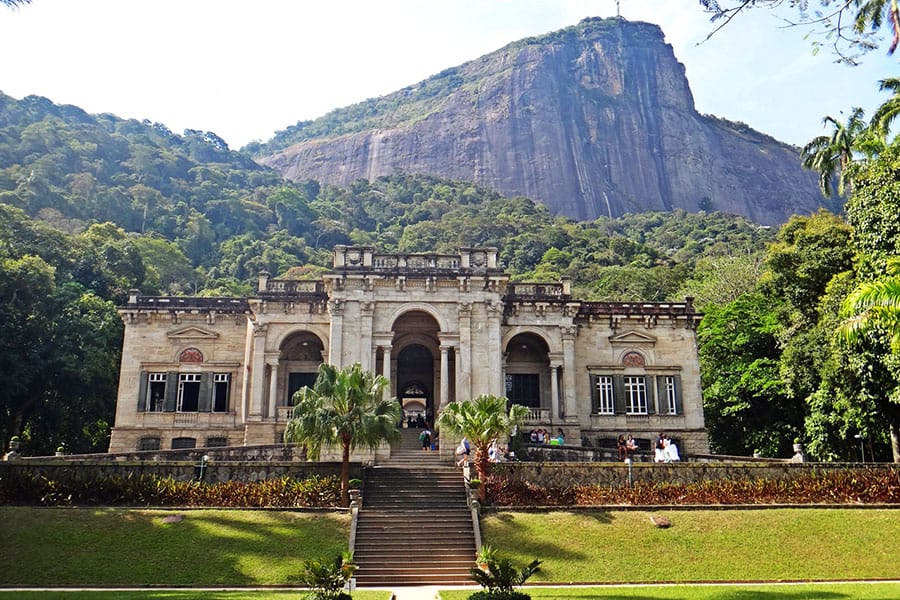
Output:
(2, 85), (900, 465)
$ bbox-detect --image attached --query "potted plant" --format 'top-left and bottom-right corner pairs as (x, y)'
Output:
(793, 437), (803, 453)
(468, 478), (481, 490)
(348, 478), (362, 504)
(55, 445), (65, 457)
(8, 436), (20, 452)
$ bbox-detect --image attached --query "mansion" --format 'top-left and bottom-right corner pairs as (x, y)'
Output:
(108, 246), (709, 455)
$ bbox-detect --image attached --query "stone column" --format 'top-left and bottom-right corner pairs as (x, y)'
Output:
(328, 299), (344, 366)
(247, 321), (268, 421)
(550, 360), (561, 422)
(359, 301), (374, 371)
(266, 357), (279, 419)
(381, 344), (392, 402)
(440, 345), (451, 409)
(561, 326), (578, 420)
(457, 303), (472, 401)
(486, 301), (503, 396)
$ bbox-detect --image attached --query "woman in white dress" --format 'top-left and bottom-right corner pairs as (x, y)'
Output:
(664, 437), (680, 462)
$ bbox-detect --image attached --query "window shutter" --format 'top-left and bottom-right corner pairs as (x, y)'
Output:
(674, 375), (683, 414)
(165, 371), (178, 412)
(646, 376), (655, 414)
(613, 375), (626, 414)
(137, 371), (148, 411)
(589, 375), (598, 412)
(198, 374), (212, 412)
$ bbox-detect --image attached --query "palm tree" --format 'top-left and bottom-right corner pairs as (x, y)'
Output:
(436, 394), (529, 502)
(870, 77), (900, 141)
(801, 108), (869, 197)
(284, 362), (400, 507)
(853, 0), (900, 54)
(838, 257), (900, 350)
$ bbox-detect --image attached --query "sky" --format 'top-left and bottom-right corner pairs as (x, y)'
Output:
(0, 0), (897, 150)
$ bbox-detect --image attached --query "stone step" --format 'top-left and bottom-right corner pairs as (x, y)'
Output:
(354, 566), (474, 586)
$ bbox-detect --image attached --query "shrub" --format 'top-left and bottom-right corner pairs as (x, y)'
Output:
(486, 468), (900, 506)
(300, 554), (353, 600)
(469, 544), (541, 600)
(0, 471), (342, 507)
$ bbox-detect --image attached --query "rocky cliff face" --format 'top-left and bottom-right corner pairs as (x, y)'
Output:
(258, 18), (824, 225)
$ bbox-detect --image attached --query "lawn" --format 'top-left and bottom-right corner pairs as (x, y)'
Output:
(2, 506), (899, 597)
(440, 582), (900, 599)
(478, 508), (900, 583)
(0, 593), (390, 599)
(0, 508), (350, 586)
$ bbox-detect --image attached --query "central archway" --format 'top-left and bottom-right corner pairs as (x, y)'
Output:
(387, 309), (450, 425)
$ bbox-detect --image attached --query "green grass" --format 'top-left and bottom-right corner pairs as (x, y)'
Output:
(479, 509), (900, 583)
(0, 593), (390, 599)
(0, 508), (349, 586)
(440, 583), (900, 599)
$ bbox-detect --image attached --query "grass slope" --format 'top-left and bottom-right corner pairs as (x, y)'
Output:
(479, 509), (900, 583)
(0, 508), (349, 586)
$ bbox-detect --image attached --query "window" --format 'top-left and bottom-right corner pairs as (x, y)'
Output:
(145, 373), (166, 412)
(205, 436), (227, 448)
(177, 373), (201, 412)
(213, 373), (230, 412)
(595, 376), (614, 415)
(172, 437), (196, 450)
(138, 437), (160, 451)
(505, 373), (540, 408)
(624, 376), (647, 414)
(663, 375), (678, 415)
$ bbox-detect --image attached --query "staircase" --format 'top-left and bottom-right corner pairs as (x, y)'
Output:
(353, 428), (477, 587)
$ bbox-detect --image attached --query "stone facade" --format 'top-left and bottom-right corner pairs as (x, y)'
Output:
(109, 246), (709, 455)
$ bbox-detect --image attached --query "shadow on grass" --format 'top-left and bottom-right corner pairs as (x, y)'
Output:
(482, 510), (615, 567)
(0, 508), (350, 587)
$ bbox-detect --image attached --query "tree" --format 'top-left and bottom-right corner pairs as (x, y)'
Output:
(801, 108), (868, 197)
(869, 77), (900, 139)
(700, 1), (900, 64)
(839, 257), (900, 350)
(436, 395), (528, 502)
(283, 363), (400, 507)
(698, 292), (801, 457)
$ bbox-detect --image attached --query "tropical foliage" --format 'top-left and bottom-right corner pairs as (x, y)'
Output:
(284, 363), (400, 507)
(437, 395), (528, 501)
(0, 471), (342, 507)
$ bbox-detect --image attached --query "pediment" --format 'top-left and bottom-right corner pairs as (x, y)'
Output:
(609, 330), (657, 345)
(167, 326), (219, 340)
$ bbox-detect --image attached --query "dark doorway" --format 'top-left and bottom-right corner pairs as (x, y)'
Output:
(397, 344), (434, 421)
(288, 372), (318, 405)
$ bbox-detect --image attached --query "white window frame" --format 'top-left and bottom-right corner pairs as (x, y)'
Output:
(663, 375), (678, 415)
(624, 376), (647, 414)
(595, 375), (615, 415)
(177, 373), (201, 412)
(146, 372), (166, 412)
(212, 373), (230, 413)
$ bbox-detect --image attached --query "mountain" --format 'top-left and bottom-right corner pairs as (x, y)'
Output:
(254, 17), (826, 226)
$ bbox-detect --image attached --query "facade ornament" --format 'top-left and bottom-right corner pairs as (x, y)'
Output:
(328, 299), (345, 316)
(622, 351), (645, 367)
(458, 301), (472, 316)
(251, 320), (268, 337)
(561, 325), (578, 339)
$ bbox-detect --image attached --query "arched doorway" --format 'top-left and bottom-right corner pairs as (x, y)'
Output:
(505, 333), (550, 413)
(397, 345), (434, 422)
(386, 309), (451, 425)
(279, 331), (325, 406)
